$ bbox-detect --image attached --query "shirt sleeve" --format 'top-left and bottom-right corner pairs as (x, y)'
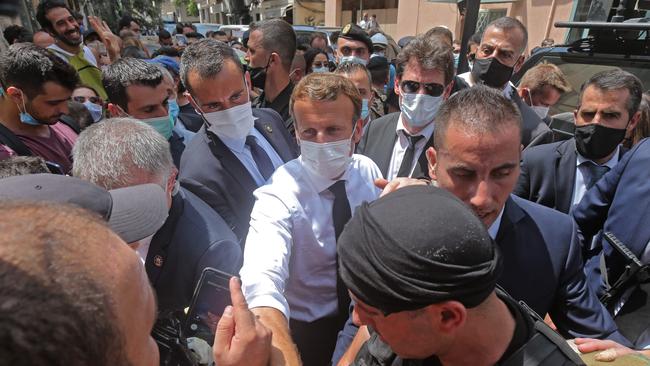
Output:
(239, 186), (295, 320)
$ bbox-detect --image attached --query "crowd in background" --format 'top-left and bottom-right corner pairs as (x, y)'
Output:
(1, 0), (650, 365)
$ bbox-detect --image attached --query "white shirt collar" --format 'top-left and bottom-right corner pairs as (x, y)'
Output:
(576, 145), (621, 169)
(487, 207), (505, 240)
(396, 113), (436, 140)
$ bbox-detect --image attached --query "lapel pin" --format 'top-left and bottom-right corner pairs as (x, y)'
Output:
(153, 255), (164, 267)
(265, 124), (273, 133)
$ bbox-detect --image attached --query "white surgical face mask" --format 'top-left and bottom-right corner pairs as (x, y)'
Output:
(83, 100), (103, 123)
(525, 89), (550, 119)
(400, 93), (443, 128)
(201, 101), (255, 141)
(531, 105), (550, 119)
(299, 130), (354, 180)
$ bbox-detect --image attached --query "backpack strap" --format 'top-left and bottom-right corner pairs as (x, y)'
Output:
(0, 123), (32, 156)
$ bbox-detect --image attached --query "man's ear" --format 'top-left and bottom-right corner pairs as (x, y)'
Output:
(513, 54), (525, 74)
(443, 80), (454, 100)
(436, 301), (466, 334)
(352, 118), (363, 144)
(5, 86), (25, 106)
(107, 103), (126, 118)
(517, 87), (528, 102)
(167, 167), (178, 194)
(626, 111), (641, 135)
(394, 75), (401, 97)
(426, 147), (438, 181)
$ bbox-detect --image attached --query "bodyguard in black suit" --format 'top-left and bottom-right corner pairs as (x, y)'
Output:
(514, 70), (643, 213)
(179, 39), (298, 242)
(333, 85), (627, 366)
(357, 34), (456, 181)
(457, 17), (552, 149)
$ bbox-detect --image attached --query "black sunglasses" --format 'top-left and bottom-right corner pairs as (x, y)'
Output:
(399, 80), (445, 97)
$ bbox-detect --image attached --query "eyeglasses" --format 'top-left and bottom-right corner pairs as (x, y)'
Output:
(399, 80), (445, 97)
(73, 96), (101, 104)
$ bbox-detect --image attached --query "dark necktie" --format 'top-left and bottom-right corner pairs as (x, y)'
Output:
(397, 134), (425, 177)
(329, 180), (352, 316)
(245, 135), (274, 181)
(585, 163), (610, 189)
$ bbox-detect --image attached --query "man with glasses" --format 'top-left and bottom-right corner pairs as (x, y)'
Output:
(356, 33), (454, 181)
(336, 24), (373, 66)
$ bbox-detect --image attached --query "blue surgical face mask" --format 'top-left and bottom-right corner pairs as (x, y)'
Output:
(312, 66), (329, 73)
(83, 101), (103, 123)
(141, 114), (174, 140)
(17, 93), (44, 126)
(340, 56), (367, 66)
(453, 53), (460, 68)
(361, 98), (370, 120)
(168, 99), (180, 122)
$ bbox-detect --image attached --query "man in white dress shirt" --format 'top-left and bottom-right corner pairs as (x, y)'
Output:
(240, 73), (382, 366)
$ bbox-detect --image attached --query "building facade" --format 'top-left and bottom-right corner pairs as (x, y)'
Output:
(324, 0), (613, 51)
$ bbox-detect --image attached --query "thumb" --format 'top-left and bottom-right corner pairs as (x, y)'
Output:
(213, 305), (235, 354)
(374, 178), (388, 189)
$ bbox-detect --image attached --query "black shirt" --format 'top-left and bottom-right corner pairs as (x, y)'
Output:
(353, 289), (583, 366)
(253, 82), (294, 134)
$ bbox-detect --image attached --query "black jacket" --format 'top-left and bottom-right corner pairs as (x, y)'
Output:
(179, 108), (299, 243)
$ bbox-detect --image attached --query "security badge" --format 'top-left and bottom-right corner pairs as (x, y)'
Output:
(342, 24), (351, 35)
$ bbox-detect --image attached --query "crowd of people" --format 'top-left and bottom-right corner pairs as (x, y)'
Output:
(1, 0), (650, 365)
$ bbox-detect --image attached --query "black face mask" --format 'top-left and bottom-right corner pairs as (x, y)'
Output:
(248, 56), (272, 90)
(574, 123), (627, 160)
(470, 57), (514, 89)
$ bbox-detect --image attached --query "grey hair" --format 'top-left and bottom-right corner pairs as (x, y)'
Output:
(395, 33), (455, 86)
(72, 117), (174, 190)
(580, 69), (644, 118)
(434, 85), (522, 149)
(484, 17), (528, 54)
(334, 62), (372, 88)
(180, 38), (242, 94)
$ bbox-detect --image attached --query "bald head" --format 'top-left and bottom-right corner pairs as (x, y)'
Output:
(0, 202), (156, 366)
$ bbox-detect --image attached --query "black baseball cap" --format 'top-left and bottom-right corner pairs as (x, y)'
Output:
(339, 23), (373, 52)
(0, 174), (168, 243)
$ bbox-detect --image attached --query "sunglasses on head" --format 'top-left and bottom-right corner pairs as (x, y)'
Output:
(399, 80), (445, 97)
(73, 96), (101, 104)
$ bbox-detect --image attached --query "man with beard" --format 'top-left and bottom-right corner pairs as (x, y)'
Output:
(0, 44), (79, 173)
(36, 0), (107, 100)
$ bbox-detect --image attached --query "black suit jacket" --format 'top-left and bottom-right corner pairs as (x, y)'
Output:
(356, 112), (432, 179)
(179, 108), (299, 243)
(514, 139), (628, 214)
(146, 187), (242, 313)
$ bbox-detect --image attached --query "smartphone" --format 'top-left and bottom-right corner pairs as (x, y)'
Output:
(184, 268), (232, 344)
(174, 34), (188, 47)
(45, 161), (64, 175)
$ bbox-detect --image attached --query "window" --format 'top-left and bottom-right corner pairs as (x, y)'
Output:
(476, 9), (507, 34)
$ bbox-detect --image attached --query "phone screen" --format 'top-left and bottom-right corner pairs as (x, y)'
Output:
(184, 268), (232, 344)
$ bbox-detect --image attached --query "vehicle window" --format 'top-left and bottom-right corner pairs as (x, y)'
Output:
(517, 55), (650, 115)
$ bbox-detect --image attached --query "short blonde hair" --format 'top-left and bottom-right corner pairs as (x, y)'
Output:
(520, 62), (571, 95)
(290, 72), (362, 123)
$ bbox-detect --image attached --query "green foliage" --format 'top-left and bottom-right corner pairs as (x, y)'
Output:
(186, 0), (199, 17)
(86, 0), (162, 31)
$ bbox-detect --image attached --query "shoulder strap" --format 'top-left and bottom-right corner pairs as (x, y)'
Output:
(0, 123), (32, 156)
(58, 115), (81, 134)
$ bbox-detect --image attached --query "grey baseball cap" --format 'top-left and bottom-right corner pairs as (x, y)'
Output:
(0, 174), (168, 243)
